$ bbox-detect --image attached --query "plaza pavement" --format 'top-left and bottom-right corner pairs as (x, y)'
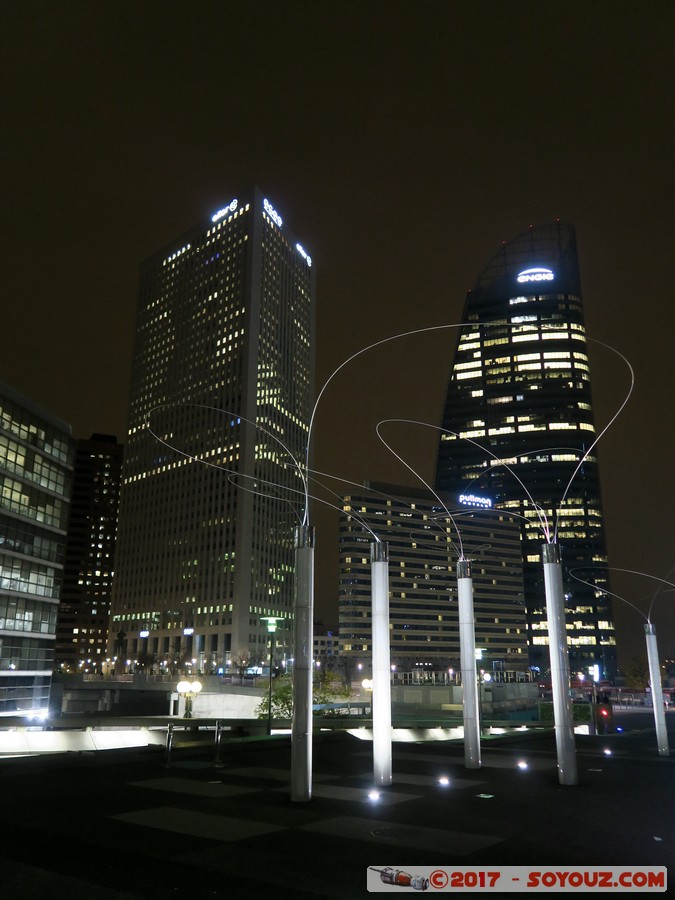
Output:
(1, 710), (673, 899)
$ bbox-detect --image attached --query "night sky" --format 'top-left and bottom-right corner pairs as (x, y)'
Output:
(3, 3), (674, 668)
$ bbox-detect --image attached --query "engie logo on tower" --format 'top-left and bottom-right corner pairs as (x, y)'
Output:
(517, 267), (554, 283)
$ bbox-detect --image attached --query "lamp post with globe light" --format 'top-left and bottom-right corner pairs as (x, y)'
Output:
(261, 617), (284, 735)
(176, 679), (202, 718)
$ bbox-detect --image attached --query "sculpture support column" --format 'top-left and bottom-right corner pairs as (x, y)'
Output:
(457, 559), (481, 769)
(371, 541), (392, 786)
(291, 525), (314, 801)
(542, 542), (578, 785)
(645, 623), (669, 757)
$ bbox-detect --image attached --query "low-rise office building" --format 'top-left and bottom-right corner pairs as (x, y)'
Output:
(338, 482), (527, 674)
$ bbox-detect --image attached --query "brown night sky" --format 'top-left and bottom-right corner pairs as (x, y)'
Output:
(2, 2), (675, 668)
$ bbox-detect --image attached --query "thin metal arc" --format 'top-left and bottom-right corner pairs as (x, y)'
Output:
(570, 566), (675, 625)
(304, 322), (471, 527)
(555, 337), (635, 542)
(378, 417), (551, 541)
(569, 567), (649, 624)
(146, 401), (310, 508)
(374, 419), (465, 559)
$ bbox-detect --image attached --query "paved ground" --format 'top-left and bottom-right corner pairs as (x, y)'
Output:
(1, 711), (673, 898)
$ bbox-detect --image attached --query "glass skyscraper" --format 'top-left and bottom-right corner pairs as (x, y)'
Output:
(0, 382), (74, 715)
(435, 222), (616, 679)
(55, 433), (123, 673)
(110, 188), (315, 674)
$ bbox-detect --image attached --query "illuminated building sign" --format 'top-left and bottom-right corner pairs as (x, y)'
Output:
(517, 267), (554, 284)
(296, 243), (312, 266)
(139, 630), (150, 638)
(263, 198), (282, 228)
(459, 493), (493, 509)
(211, 199), (238, 222)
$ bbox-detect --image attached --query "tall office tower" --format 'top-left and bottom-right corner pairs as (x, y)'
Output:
(111, 189), (315, 674)
(0, 381), (74, 715)
(55, 434), (123, 673)
(338, 483), (527, 672)
(435, 222), (616, 679)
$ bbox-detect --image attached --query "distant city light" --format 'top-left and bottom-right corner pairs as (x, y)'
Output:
(516, 266), (554, 283)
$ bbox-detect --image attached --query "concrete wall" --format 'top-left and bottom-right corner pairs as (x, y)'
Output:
(391, 681), (539, 716)
(181, 687), (265, 719)
(0, 729), (166, 756)
(51, 676), (265, 719)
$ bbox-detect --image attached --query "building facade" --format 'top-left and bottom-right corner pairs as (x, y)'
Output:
(0, 382), (74, 715)
(110, 188), (315, 674)
(313, 628), (339, 667)
(55, 433), (123, 673)
(338, 482), (527, 673)
(435, 222), (616, 679)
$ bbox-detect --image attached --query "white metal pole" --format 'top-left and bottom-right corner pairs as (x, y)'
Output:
(291, 524), (314, 801)
(371, 541), (392, 786)
(542, 542), (578, 785)
(645, 623), (669, 756)
(457, 560), (481, 769)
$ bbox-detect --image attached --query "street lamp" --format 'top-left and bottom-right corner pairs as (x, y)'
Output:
(176, 679), (202, 718)
(261, 617), (284, 735)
